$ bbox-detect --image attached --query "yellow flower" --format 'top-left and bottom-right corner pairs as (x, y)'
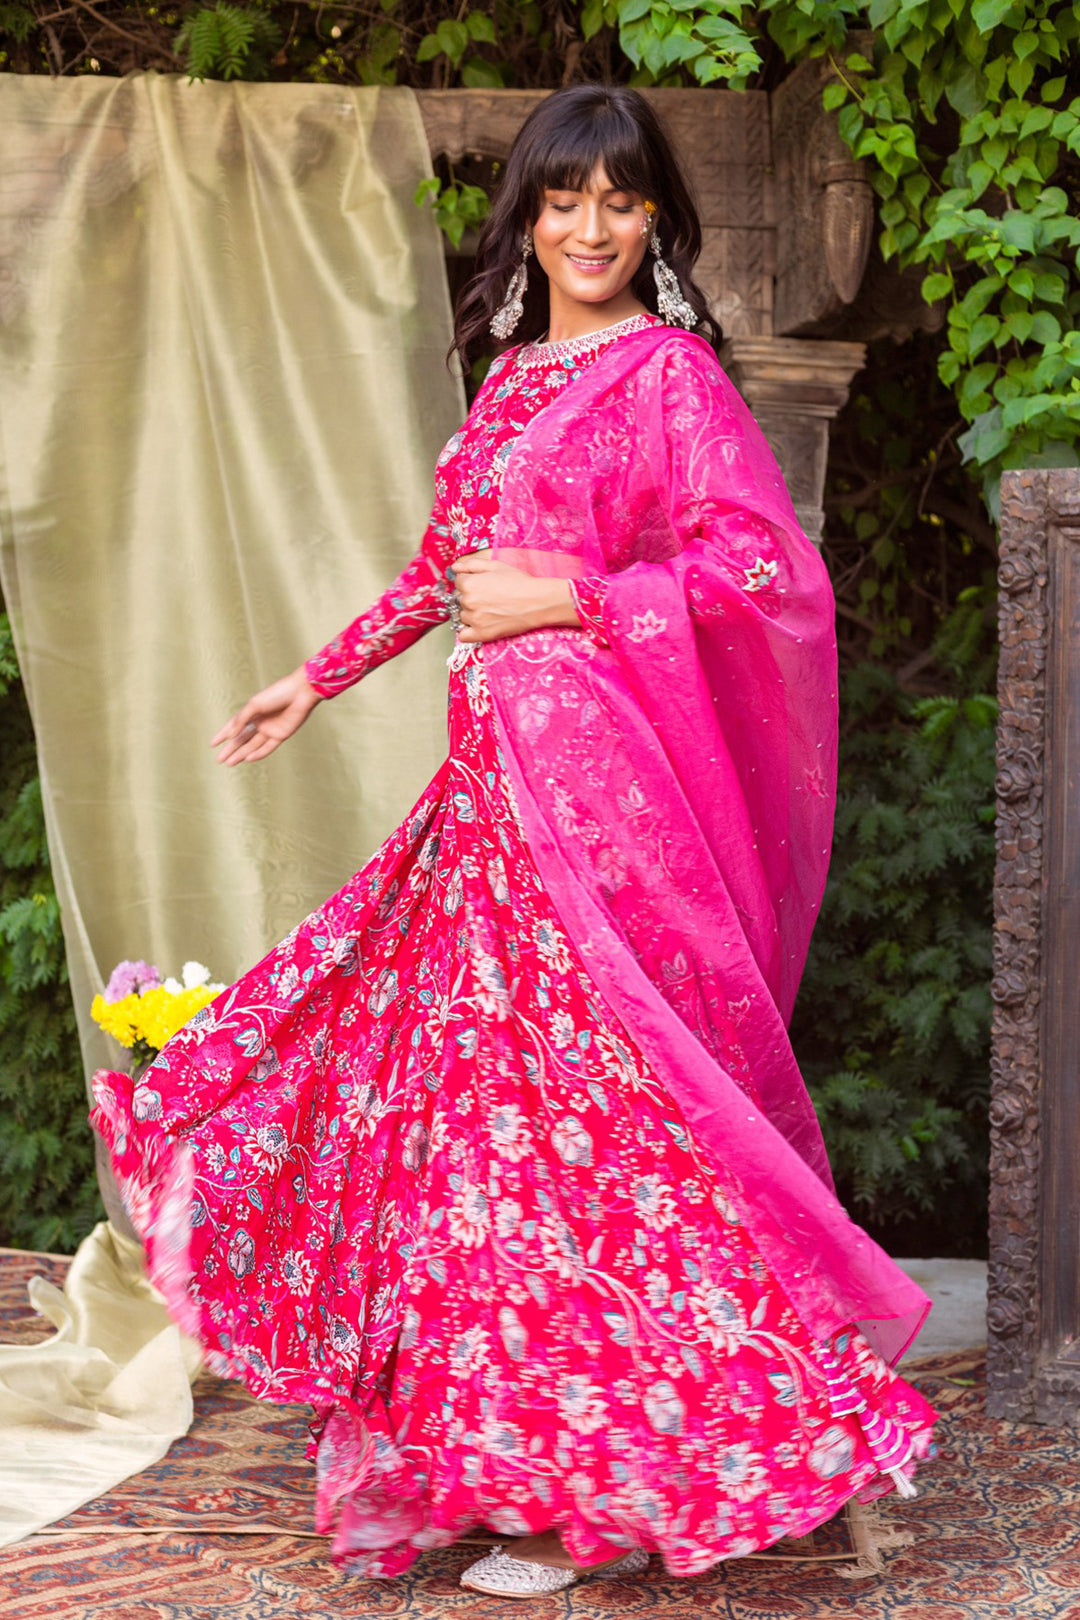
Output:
(90, 992), (140, 1049)
(91, 977), (222, 1056)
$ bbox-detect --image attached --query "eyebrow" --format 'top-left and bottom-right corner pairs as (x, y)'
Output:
(543, 184), (638, 196)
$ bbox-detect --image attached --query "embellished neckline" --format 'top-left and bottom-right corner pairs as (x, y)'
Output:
(516, 312), (660, 366)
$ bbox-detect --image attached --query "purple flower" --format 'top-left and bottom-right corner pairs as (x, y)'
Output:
(104, 959), (162, 1003)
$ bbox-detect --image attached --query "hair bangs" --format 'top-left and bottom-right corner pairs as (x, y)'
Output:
(528, 105), (656, 214)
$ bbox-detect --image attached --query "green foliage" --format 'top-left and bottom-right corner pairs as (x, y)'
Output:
(0, 614), (101, 1251)
(175, 1), (280, 82)
(0, 3), (34, 44)
(825, 328), (999, 676)
(793, 653), (995, 1252)
(414, 174), (492, 250)
(810, 0), (1080, 514)
(599, 0), (762, 86)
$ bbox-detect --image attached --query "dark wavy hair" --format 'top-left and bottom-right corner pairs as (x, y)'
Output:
(449, 85), (721, 374)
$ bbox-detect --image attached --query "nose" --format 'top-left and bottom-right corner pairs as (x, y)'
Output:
(575, 198), (610, 247)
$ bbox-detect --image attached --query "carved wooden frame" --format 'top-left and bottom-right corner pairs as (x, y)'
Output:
(989, 466), (1080, 1423)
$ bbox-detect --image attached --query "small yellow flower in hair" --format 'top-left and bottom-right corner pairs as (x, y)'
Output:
(643, 200), (657, 216)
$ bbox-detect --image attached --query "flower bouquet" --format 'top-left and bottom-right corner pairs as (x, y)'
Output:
(91, 958), (226, 1075)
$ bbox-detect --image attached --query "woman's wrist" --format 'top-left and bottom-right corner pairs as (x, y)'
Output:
(528, 579), (581, 631)
(298, 661), (329, 703)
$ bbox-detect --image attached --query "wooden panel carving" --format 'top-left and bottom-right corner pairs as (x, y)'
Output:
(771, 55), (873, 335)
(989, 466), (1080, 1425)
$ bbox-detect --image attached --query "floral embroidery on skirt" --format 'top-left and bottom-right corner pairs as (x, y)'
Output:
(92, 645), (936, 1579)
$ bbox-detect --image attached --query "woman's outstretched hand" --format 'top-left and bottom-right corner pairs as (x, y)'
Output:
(211, 666), (322, 766)
(452, 550), (581, 643)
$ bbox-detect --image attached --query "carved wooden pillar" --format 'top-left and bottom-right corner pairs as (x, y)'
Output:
(720, 336), (866, 543)
(989, 467), (1080, 1425)
(771, 53), (874, 337)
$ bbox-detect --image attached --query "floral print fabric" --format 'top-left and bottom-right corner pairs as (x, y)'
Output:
(91, 320), (935, 1580)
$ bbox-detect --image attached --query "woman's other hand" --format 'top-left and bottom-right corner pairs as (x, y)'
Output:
(452, 551), (581, 643)
(211, 667), (322, 766)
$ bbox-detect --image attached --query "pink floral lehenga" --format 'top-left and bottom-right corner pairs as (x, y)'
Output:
(91, 312), (936, 1578)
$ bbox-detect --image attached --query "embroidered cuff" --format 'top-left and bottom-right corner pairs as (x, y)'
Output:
(568, 576), (610, 647)
(303, 634), (369, 699)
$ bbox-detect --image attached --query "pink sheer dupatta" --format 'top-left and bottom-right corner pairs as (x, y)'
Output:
(483, 326), (930, 1364)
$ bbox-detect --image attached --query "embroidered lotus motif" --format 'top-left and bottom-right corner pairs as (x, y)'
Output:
(627, 608), (668, 641)
(803, 763), (827, 798)
(742, 556), (779, 591)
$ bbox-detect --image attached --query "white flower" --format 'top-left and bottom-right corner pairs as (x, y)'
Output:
(595, 1028), (642, 1087)
(551, 1115), (593, 1167)
(717, 1442), (769, 1501)
(472, 950), (511, 1020)
(627, 608), (667, 642)
(489, 1103), (532, 1162)
(551, 1011), (576, 1049)
(448, 1184), (491, 1248)
(632, 1173), (677, 1232)
(689, 1282), (748, 1354)
(534, 919), (573, 974)
(540, 1215), (586, 1281)
(449, 1322), (490, 1372)
(494, 1197), (524, 1238)
(558, 1375), (608, 1435)
(281, 1249), (316, 1295)
(486, 855), (510, 904)
(644, 1269), (669, 1308)
(181, 960), (212, 989)
(163, 977), (183, 995)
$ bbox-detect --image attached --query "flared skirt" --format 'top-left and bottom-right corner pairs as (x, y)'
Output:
(91, 645), (936, 1578)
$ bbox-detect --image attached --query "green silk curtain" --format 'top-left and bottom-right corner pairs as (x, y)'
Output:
(0, 73), (463, 1160)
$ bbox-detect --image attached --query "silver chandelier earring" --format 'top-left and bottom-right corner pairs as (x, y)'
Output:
(490, 230), (533, 340)
(649, 231), (697, 330)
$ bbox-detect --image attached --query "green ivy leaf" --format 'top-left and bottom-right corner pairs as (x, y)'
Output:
(1030, 310), (1062, 343)
(466, 11), (497, 43)
(945, 64), (986, 119)
(1032, 271), (1066, 302)
(959, 362), (998, 414)
(460, 56), (504, 87)
(580, 0), (606, 40)
(435, 17), (469, 64)
(999, 212), (1036, 253)
(921, 272), (953, 301)
(968, 312), (1000, 359)
(971, 0), (1019, 31)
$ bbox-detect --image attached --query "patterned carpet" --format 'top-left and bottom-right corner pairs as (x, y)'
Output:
(1, 1248), (1078, 1620)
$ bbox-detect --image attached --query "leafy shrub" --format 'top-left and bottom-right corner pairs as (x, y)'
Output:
(793, 657), (995, 1256)
(0, 614), (101, 1250)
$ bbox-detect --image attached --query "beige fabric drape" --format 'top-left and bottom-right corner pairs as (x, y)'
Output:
(0, 72), (463, 1106)
(0, 1222), (200, 1548)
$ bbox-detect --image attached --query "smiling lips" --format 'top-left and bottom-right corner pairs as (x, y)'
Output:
(566, 253), (616, 273)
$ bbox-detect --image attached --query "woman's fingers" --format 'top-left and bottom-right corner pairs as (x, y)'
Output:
(215, 729), (257, 766)
(210, 711), (249, 748)
(210, 669), (320, 765)
(451, 548), (499, 573)
(216, 724), (281, 767)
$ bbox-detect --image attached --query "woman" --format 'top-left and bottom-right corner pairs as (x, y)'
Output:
(91, 85), (936, 1597)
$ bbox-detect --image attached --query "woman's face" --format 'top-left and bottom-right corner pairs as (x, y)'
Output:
(531, 162), (651, 311)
